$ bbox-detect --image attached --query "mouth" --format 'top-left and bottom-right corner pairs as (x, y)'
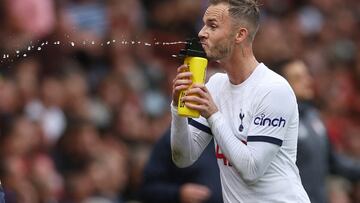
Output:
(200, 42), (207, 49)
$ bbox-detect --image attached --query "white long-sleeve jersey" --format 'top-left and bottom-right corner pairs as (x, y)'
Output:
(171, 63), (310, 203)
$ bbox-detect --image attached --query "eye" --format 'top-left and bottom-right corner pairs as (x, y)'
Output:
(204, 20), (218, 30)
(210, 24), (217, 30)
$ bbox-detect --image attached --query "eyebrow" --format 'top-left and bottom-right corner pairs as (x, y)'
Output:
(204, 18), (218, 24)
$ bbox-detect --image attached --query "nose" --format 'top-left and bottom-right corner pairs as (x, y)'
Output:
(198, 26), (207, 40)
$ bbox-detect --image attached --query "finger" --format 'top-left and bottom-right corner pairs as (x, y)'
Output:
(195, 186), (211, 198)
(173, 79), (192, 87)
(182, 95), (207, 105)
(191, 83), (204, 88)
(186, 87), (208, 99)
(192, 84), (208, 92)
(177, 64), (189, 73)
(173, 82), (192, 93)
(175, 72), (193, 80)
(192, 189), (211, 201)
(173, 73), (192, 85)
(184, 102), (207, 112)
(174, 85), (191, 93)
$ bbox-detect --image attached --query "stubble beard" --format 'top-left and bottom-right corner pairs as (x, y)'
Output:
(207, 34), (236, 61)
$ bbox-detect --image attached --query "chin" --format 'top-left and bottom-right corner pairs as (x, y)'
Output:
(209, 54), (225, 61)
(302, 93), (314, 101)
(207, 55), (218, 61)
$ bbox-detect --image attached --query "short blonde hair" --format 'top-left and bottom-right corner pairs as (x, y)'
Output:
(209, 0), (260, 41)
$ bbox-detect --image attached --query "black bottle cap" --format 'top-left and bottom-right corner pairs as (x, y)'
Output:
(178, 37), (207, 58)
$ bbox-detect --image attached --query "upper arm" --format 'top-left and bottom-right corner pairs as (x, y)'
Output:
(247, 83), (297, 146)
(240, 83), (298, 182)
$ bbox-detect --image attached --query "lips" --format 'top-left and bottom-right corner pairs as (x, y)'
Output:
(200, 42), (208, 49)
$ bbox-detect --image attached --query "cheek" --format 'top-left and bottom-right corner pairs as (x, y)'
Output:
(207, 36), (223, 51)
(292, 84), (303, 94)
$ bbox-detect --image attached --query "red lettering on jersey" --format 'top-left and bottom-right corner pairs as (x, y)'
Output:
(216, 140), (246, 166)
(216, 145), (232, 166)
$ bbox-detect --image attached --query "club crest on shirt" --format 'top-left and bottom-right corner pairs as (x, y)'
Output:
(239, 110), (245, 132)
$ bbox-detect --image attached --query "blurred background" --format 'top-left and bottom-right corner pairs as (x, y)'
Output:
(0, 0), (359, 202)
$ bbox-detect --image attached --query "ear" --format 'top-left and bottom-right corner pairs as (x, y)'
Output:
(235, 27), (248, 44)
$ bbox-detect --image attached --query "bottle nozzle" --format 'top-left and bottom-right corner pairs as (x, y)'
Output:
(178, 37), (207, 58)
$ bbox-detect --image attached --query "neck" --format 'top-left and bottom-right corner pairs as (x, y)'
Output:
(220, 44), (259, 85)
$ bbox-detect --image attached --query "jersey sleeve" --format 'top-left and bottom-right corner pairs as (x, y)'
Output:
(170, 74), (222, 168)
(186, 73), (225, 138)
(181, 73), (224, 138)
(247, 83), (297, 146)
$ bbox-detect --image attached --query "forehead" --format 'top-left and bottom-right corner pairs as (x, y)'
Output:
(284, 62), (308, 77)
(203, 3), (229, 22)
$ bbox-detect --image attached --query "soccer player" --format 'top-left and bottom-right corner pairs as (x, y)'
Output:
(170, 0), (310, 202)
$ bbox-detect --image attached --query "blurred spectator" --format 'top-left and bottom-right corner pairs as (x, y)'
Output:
(54, 119), (129, 203)
(140, 129), (222, 203)
(274, 59), (360, 203)
(0, 185), (4, 203)
(0, 115), (54, 203)
(13, 58), (41, 104)
(0, 0), (56, 52)
(24, 71), (67, 147)
(142, 0), (202, 37)
(29, 154), (64, 202)
(0, 156), (40, 203)
(0, 78), (21, 118)
(64, 0), (109, 40)
(87, 137), (128, 203)
(54, 119), (103, 174)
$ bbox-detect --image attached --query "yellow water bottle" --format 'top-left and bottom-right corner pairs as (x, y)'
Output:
(177, 38), (208, 118)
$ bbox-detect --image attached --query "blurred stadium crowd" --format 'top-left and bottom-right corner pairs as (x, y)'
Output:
(0, 0), (359, 202)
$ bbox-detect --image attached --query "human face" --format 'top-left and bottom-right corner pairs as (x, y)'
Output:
(283, 61), (314, 101)
(198, 3), (236, 60)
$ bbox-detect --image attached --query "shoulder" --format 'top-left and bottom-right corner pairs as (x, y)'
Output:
(252, 66), (297, 112)
(257, 66), (295, 99)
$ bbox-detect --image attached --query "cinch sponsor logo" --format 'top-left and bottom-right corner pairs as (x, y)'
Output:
(254, 114), (286, 127)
